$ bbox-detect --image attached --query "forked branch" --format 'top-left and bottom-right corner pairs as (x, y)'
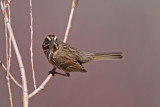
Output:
(0, 60), (22, 88)
(4, 0), (13, 106)
(1, 1), (28, 107)
(28, 0), (78, 98)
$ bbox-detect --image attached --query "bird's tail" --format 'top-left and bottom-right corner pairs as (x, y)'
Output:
(91, 52), (123, 61)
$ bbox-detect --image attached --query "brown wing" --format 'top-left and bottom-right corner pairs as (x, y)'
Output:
(61, 42), (92, 64)
(52, 51), (87, 72)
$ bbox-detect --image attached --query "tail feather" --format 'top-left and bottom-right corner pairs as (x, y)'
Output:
(91, 52), (123, 60)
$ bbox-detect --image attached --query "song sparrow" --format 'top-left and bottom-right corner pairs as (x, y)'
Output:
(42, 35), (123, 77)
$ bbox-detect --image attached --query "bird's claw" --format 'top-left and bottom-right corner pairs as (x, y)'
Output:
(65, 72), (70, 77)
(48, 67), (56, 76)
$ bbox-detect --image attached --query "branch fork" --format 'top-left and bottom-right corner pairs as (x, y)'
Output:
(1, 0), (78, 106)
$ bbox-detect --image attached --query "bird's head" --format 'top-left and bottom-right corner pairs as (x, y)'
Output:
(42, 35), (59, 50)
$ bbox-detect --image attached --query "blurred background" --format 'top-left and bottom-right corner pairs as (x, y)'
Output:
(0, 0), (160, 107)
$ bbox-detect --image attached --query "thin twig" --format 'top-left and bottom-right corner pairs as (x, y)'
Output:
(0, 60), (22, 88)
(3, 0), (11, 10)
(29, 74), (52, 98)
(29, 71), (67, 98)
(1, 1), (28, 107)
(8, 2), (11, 72)
(73, 0), (78, 7)
(29, 0), (37, 90)
(28, 0), (78, 98)
(3, 0), (13, 106)
(63, 0), (77, 42)
(5, 15), (13, 107)
(6, 77), (13, 107)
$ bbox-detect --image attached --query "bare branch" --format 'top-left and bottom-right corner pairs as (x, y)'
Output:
(8, 4), (11, 72)
(29, 71), (67, 98)
(6, 77), (13, 107)
(29, 0), (37, 90)
(2, 0), (13, 106)
(0, 60), (22, 88)
(3, 0), (11, 10)
(28, 0), (78, 99)
(73, 0), (78, 7)
(1, 1), (28, 107)
(29, 74), (52, 98)
(63, 0), (78, 43)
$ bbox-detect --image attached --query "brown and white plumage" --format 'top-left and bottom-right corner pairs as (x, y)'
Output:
(42, 35), (123, 76)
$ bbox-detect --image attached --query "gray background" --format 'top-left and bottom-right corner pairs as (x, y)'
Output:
(0, 0), (160, 107)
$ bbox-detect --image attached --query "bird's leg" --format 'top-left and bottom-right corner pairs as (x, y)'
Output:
(48, 67), (56, 76)
(48, 67), (70, 77)
(55, 71), (67, 77)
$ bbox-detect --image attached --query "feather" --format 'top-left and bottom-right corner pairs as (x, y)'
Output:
(91, 52), (123, 60)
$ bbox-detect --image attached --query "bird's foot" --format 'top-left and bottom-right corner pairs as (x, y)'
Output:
(48, 67), (70, 77)
(65, 72), (70, 77)
(48, 67), (56, 76)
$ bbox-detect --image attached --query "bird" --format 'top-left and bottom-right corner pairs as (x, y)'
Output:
(42, 35), (123, 77)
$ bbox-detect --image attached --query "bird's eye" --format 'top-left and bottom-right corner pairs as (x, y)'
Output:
(44, 38), (50, 44)
(45, 38), (49, 42)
